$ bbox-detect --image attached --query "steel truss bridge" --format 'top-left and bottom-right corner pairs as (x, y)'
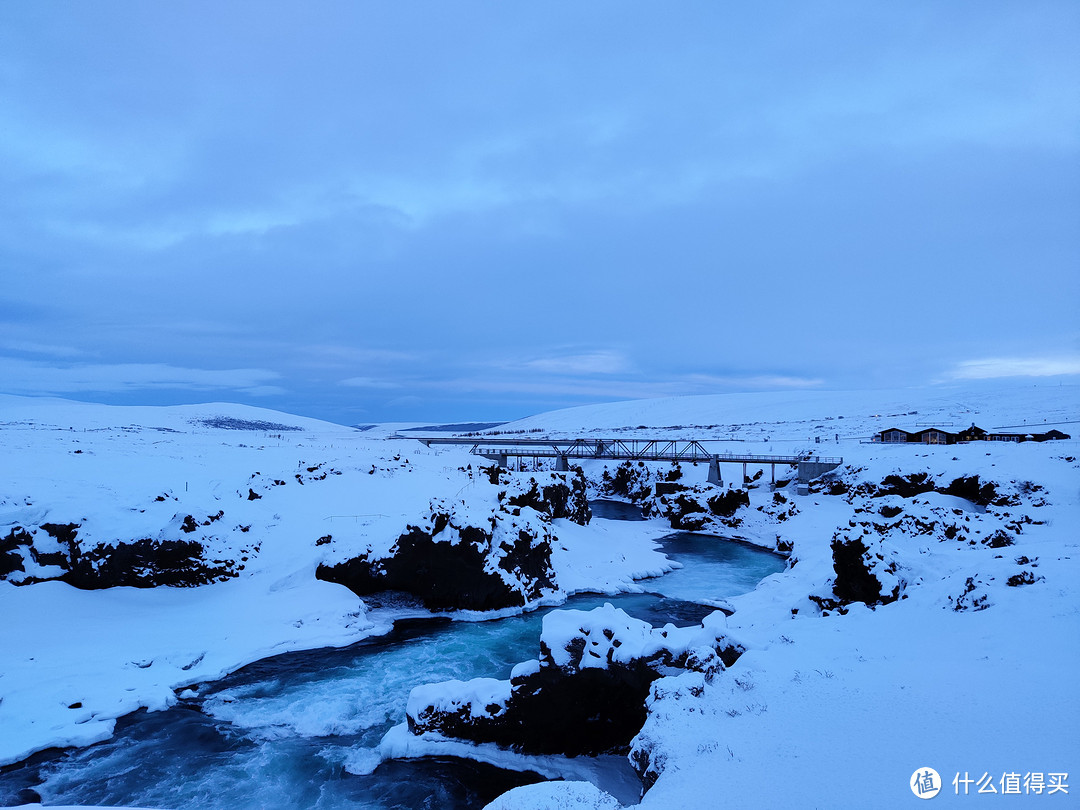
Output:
(403, 436), (842, 488)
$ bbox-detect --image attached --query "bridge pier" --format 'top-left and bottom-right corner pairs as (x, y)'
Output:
(796, 459), (843, 495)
(707, 456), (723, 486)
(555, 454), (569, 472)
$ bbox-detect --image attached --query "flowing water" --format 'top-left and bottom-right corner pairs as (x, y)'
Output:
(0, 500), (786, 809)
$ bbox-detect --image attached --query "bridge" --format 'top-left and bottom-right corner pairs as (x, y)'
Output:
(402, 436), (842, 490)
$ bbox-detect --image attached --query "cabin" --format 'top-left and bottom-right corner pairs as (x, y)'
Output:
(986, 428), (1071, 442)
(873, 423), (1070, 444)
(873, 426), (956, 444)
(1035, 429), (1071, 441)
(878, 428), (913, 443)
(956, 424), (987, 443)
(914, 428), (954, 445)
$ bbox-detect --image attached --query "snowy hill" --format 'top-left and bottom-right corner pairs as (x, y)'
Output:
(483, 382), (1079, 442)
(1, 385), (1078, 809)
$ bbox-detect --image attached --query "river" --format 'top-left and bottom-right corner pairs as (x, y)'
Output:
(0, 501), (786, 809)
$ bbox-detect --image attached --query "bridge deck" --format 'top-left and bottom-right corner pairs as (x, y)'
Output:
(404, 436), (840, 467)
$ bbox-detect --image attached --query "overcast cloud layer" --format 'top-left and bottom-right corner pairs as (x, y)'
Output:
(2, 1), (1078, 423)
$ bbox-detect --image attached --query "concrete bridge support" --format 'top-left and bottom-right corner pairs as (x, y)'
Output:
(707, 456), (723, 486)
(796, 460), (843, 495)
(555, 454), (569, 472)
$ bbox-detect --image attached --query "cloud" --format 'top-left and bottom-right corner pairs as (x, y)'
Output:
(946, 356), (1080, 380)
(521, 351), (632, 376)
(423, 370), (823, 402)
(682, 374), (826, 390)
(0, 358), (283, 395)
(0, 339), (89, 359)
(338, 376), (400, 390)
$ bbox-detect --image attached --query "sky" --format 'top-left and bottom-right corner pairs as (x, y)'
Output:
(1, 1), (1078, 425)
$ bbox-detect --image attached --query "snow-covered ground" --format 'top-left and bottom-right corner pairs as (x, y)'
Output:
(0, 395), (671, 769)
(488, 383), (1080, 808)
(2, 382), (1077, 808)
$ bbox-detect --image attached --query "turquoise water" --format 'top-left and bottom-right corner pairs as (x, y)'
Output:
(0, 503), (786, 809)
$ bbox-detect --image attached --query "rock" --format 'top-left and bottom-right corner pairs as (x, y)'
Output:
(1, 516), (241, 589)
(706, 489), (749, 518)
(1, 527), (35, 578)
(404, 604), (739, 756)
(829, 533), (901, 606)
(942, 475), (998, 507)
(650, 484), (750, 531)
(875, 473), (935, 499)
(317, 498), (558, 611)
(600, 461), (655, 501)
(502, 470), (592, 525)
(62, 538), (238, 588)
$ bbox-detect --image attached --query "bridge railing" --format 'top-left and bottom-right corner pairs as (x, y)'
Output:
(405, 435), (840, 467)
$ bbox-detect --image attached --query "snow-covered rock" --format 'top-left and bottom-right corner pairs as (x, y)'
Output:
(404, 603), (742, 756)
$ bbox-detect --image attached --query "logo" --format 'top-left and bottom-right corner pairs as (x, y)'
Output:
(911, 767), (942, 799)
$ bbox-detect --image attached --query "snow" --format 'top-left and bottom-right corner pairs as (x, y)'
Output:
(539, 602), (726, 672)
(406, 677), (511, 721)
(0, 396), (668, 768)
(376, 724), (641, 805)
(484, 781), (623, 810)
(2, 381), (1078, 808)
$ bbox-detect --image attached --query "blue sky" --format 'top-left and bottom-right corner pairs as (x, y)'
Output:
(2, 1), (1078, 424)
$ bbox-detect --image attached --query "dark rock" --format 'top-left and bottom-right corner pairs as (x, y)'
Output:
(1007, 571), (1036, 587)
(410, 661), (657, 756)
(62, 538), (237, 589)
(601, 462), (654, 501)
(0, 527), (30, 578)
(406, 605), (733, 757)
(943, 476), (998, 507)
(707, 489), (749, 517)
(40, 522), (80, 545)
(317, 508), (556, 611)
(824, 479), (849, 496)
(876, 473), (935, 498)
(830, 535), (898, 605)
(879, 505), (903, 519)
(505, 472), (591, 525)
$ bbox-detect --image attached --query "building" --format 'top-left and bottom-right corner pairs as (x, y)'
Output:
(873, 424), (1070, 444)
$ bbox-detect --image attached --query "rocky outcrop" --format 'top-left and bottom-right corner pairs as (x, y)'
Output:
(599, 461), (658, 501)
(829, 534), (900, 606)
(1, 512), (246, 589)
(63, 538), (238, 588)
(839, 471), (1019, 509)
(0, 527), (31, 578)
(404, 604), (741, 756)
(502, 470), (592, 525)
(317, 497), (559, 611)
(647, 483), (750, 532)
(317, 471), (590, 612)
